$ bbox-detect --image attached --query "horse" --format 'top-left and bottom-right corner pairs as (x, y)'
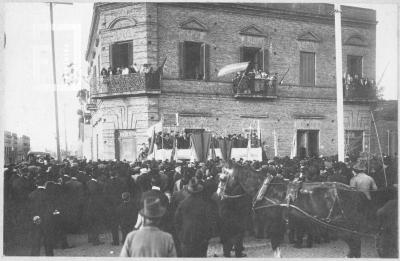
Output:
(217, 164), (286, 257)
(219, 163), (397, 258)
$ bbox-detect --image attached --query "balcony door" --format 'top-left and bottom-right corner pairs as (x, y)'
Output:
(111, 41), (133, 69)
(347, 55), (363, 77)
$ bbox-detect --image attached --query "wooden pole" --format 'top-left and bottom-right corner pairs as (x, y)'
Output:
(371, 111), (387, 186)
(334, 4), (345, 162)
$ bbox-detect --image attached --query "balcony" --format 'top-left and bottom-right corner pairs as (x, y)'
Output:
(233, 77), (278, 99)
(344, 84), (378, 104)
(90, 71), (161, 99)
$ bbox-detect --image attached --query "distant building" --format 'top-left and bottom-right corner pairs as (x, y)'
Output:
(83, 3), (380, 161)
(4, 131), (30, 165)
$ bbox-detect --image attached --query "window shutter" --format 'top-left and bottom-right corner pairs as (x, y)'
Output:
(200, 43), (210, 81)
(300, 52), (315, 86)
(128, 41), (133, 66)
(239, 46), (245, 62)
(110, 44), (114, 68)
(263, 49), (269, 73)
(178, 42), (185, 79)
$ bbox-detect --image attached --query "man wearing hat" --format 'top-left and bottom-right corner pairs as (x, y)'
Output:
(86, 171), (105, 245)
(120, 196), (176, 257)
(29, 175), (55, 256)
(174, 178), (214, 257)
(350, 160), (377, 200)
(138, 175), (170, 232)
(117, 192), (138, 243)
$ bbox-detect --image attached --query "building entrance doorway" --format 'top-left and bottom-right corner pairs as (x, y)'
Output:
(297, 130), (319, 159)
(114, 129), (136, 161)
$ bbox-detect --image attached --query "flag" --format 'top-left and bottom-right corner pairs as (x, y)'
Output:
(273, 129), (278, 157)
(170, 136), (177, 161)
(217, 62), (250, 77)
(148, 127), (156, 155)
(157, 57), (168, 75)
(257, 120), (261, 147)
(290, 131), (297, 159)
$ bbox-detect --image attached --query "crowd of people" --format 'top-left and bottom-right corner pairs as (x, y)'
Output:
(3, 153), (397, 257)
(100, 63), (155, 78)
(232, 70), (278, 95)
(343, 73), (377, 98)
(152, 131), (259, 150)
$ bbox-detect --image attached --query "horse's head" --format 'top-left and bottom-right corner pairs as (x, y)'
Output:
(217, 165), (245, 199)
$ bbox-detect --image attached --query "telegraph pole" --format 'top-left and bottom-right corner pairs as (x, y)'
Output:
(49, 2), (61, 162)
(334, 4), (345, 162)
(48, 1), (72, 161)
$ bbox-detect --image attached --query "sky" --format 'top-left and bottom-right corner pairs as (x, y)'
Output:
(3, 2), (399, 152)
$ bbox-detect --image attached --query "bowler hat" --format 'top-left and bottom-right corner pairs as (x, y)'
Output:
(187, 178), (204, 194)
(139, 197), (166, 218)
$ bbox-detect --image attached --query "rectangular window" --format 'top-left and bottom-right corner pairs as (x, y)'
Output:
(300, 51), (315, 86)
(347, 55), (363, 77)
(111, 41), (133, 69)
(240, 46), (269, 72)
(178, 41), (209, 80)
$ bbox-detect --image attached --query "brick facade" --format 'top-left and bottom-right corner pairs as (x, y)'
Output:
(84, 3), (380, 161)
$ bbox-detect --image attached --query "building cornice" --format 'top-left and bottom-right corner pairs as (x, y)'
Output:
(160, 3), (376, 29)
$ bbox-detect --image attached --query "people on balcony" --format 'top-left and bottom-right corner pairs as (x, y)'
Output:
(343, 72), (376, 99)
(99, 63), (157, 79)
(232, 69), (278, 96)
(152, 131), (258, 150)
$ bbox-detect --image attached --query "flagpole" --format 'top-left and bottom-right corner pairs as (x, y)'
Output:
(334, 4), (345, 162)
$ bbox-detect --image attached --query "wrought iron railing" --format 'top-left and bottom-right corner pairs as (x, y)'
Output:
(344, 84), (377, 100)
(232, 77), (278, 97)
(90, 71), (161, 98)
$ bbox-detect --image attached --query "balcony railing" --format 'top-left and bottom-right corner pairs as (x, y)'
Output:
(233, 76), (277, 99)
(90, 71), (161, 99)
(344, 84), (378, 102)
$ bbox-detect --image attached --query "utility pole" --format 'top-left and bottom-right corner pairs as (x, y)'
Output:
(48, 1), (72, 161)
(49, 2), (61, 162)
(334, 4), (345, 162)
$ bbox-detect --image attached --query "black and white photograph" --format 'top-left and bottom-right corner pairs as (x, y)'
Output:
(1, 1), (398, 258)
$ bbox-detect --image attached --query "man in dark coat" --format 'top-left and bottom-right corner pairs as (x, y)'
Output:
(116, 192), (138, 243)
(140, 175), (170, 233)
(174, 178), (214, 257)
(45, 180), (71, 249)
(170, 176), (190, 257)
(64, 173), (85, 230)
(86, 171), (105, 245)
(103, 168), (125, 245)
(28, 176), (56, 256)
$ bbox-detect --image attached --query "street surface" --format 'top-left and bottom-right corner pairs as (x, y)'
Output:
(6, 231), (379, 257)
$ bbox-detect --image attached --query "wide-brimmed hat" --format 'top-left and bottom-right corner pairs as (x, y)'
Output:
(352, 160), (367, 172)
(139, 197), (166, 218)
(187, 178), (204, 194)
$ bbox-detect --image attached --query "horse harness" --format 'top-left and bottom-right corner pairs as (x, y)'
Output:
(252, 175), (375, 238)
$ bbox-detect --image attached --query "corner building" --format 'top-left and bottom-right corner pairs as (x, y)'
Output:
(85, 3), (377, 161)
